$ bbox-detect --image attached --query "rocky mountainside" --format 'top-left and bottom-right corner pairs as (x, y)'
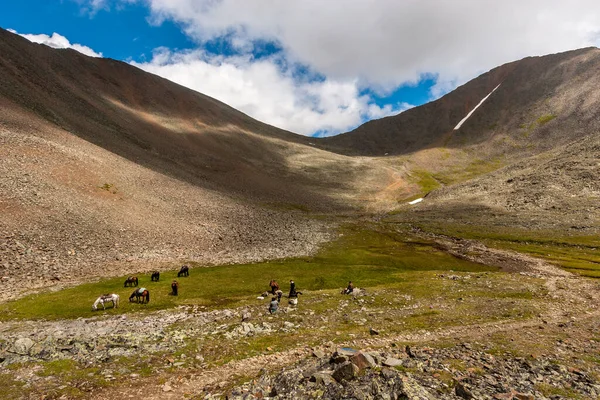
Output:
(320, 47), (600, 158)
(0, 28), (398, 300)
(2, 24), (600, 302)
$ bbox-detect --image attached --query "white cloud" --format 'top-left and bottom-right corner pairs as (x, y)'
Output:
(9, 29), (103, 58)
(70, 0), (600, 134)
(131, 48), (408, 136)
(133, 0), (600, 92)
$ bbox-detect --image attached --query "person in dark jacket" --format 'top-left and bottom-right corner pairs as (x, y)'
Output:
(289, 280), (302, 298)
(343, 281), (354, 294)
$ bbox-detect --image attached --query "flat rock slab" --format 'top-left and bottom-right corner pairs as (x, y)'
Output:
(382, 357), (404, 367)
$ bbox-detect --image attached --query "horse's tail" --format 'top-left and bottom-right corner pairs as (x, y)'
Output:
(115, 294), (119, 308)
(146, 291), (150, 303)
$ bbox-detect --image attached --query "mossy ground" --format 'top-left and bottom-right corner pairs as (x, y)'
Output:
(0, 224), (495, 321)
(0, 223), (574, 398)
(405, 221), (600, 278)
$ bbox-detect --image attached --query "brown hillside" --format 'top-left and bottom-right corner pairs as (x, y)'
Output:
(2, 24), (600, 301)
(0, 28), (397, 300)
(320, 47), (600, 157)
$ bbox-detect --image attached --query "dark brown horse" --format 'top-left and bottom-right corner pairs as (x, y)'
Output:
(177, 265), (189, 277)
(124, 276), (138, 287)
(151, 271), (160, 282)
(129, 288), (150, 303)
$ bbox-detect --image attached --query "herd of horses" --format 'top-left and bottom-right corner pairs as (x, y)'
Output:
(92, 265), (190, 311)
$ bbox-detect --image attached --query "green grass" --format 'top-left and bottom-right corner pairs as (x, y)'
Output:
(436, 157), (504, 185)
(408, 170), (441, 195)
(408, 222), (600, 277)
(536, 114), (557, 125)
(0, 225), (495, 321)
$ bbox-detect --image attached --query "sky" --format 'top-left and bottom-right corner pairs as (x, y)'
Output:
(2, 1), (600, 137)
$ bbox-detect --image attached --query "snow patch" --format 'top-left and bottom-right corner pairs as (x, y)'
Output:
(408, 198), (423, 205)
(453, 84), (501, 130)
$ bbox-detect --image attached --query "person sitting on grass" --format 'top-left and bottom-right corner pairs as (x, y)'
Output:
(269, 297), (279, 314)
(343, 281), (354, 295)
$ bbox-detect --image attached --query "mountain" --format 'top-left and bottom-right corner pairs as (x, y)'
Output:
(0, 27), (397, 299)
(2, 25), (600, 300)
(319, 47), (600, 158)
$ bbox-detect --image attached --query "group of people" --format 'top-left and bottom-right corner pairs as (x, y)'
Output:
(267, 279), (303, 314)
(266, 279), (355, 314)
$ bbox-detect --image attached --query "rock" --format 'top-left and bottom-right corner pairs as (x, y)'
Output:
(350, 352), (376, 370)
(309, 372), (336, 386)
(13, 337), (34, 355)
(399, 375), (436, 400)
(332, 355), (349, 364)
(455, 381), (474, 399)
(369, 328), (380, 335)
(162, 384), (173, 392)
(382, 357), (403, 367)
(332, 361), (359, 382)
(312, 349), (326, 359)
(514, 393), (535, 400)
(242, 311), (252, 322)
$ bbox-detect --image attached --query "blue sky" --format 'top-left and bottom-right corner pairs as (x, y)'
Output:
(2, 1), (599, 136)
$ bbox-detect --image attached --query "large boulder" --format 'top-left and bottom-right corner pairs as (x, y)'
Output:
(332, 361), (359, 382)
(13, 337), (34, 355)
(398, 375), (436, 400)
(350, 352), (376, 370)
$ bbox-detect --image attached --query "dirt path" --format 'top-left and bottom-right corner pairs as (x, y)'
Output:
(92, 233), (600, 400)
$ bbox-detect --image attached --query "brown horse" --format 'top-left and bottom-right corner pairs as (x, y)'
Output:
(151, 271), (160, 282)
(129, 288), (150, 303)
(124, 276), (138, 287)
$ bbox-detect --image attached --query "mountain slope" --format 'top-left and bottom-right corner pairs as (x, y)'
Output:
(320, 47), (600, 157)
(0, 28), (397, 299)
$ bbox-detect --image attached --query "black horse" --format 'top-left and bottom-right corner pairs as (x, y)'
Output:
(151, 271), (160, 282)
(177, 265), (189, 277)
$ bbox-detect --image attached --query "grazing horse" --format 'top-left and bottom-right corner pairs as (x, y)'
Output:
(124, 276), (138, 287)
(129, 288), (150, 303)
(92, 294), (119, 311)
(151, 271), (160, 282)
(177, 265), (189, 277)
(171, 280), (179, 296)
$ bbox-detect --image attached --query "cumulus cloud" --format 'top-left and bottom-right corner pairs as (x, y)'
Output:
(131, 48), (409, 136)
(8, 29), (102, 58)
(73, 0), (600, 134)
(132, 0), (600, 90)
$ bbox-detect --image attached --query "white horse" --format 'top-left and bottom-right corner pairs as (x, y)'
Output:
(92, 294), (120, 311)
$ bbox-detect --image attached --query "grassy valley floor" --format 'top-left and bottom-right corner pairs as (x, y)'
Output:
(1, 222), (599, 399)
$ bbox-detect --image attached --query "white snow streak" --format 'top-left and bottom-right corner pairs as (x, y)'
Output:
(408, 198), (423, 205)
(453, 84), (501, 130)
